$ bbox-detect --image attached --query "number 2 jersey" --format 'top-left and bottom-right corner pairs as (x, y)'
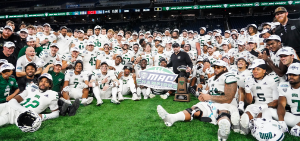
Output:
(19, 84), (58, 114)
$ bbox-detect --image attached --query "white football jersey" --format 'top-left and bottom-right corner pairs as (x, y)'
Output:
(186, 38), (198, 52)
(207, 51), (220, 64)
(19, 84), (58, 114)
(89, 34), (102, 48)
(112, 40), (122, 53)
(37, 33), (57, 51)
(245, 75), (279, 104)
(96, 51), (113, 63)
(65, 70), (88, 88)
(38, 50), (59, 68)
(119, 73), (134, 86)
(153, 52), (168, 66)
(164, 49), (174, 60)
(278, 82), (300, 114)
(91, 69), (117, 90)
(197, 35), (210, 48)
(116, 50), (134, 65)
(235, 69), (252, 88)
(110, 63), (124, 78)
(61, 53), (83, 67)
(72, 38), (87, 53)
(81, 49), (100, 72)
(207, 72), (237, 96)
(141, 53), (154, 66)
(171, 38), (183, 44)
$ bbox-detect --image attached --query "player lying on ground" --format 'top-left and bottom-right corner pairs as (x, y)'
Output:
(157, 60), (240, 141)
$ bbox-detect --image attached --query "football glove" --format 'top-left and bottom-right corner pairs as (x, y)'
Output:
(62, 86), (70, 92)
(15, 110), (42, 132)
(278, 121), (289, 133)
(291, 125), (300, 136)
(77, 83), (88, 89)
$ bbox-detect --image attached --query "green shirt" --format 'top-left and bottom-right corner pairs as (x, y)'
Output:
(18, 46), (44, 59)
(0, 76), (18, 103)
(49, 70), (65, 92)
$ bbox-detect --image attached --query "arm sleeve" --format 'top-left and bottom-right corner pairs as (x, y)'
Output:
(42, 110), (59, 121)
(249, 49), (259, 57)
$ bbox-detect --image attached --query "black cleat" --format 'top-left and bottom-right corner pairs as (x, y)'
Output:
(59, 102), (70, 116)
(69, 98), (80, 116)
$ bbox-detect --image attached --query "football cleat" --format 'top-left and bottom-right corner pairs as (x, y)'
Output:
(96, 99), (103, 106)
(59, 97), (72, 105)
(111, 99), (120, 104)
(230, 112), (240, 133)
(69, 98), (80, 116)
(149, 93), (156, 99)
(132, 93), (140, 101)
(239, 114), (250, 135)
(160, 93), (169, 99)
(59, 102), (70, 116)
(218, 119), (231, 141)
(81, 97), (93, 106)
(118, 92), (124, 101)
(157, 105), (174, 127)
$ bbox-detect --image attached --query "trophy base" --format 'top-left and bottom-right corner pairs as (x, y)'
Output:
(174, 93), (190, 102)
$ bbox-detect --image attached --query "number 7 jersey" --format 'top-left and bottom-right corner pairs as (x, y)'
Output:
(19, 84), (59, 114)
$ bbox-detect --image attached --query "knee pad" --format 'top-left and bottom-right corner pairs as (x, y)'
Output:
(186, 107), (203, 121)
(216, 111), (231, 122)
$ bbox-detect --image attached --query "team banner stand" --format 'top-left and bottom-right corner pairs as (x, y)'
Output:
(174, 66), (190, 102)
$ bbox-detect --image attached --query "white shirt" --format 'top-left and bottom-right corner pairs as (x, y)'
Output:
(16, 55), (42, 72)
(56, 34), (72, 55)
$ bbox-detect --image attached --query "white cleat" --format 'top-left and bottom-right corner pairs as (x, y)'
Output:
(160, 93), (169, 99)
(218, 119), (231, 141)
(111, 99), (120, 104)
(60, 97), (72, 105)
(96, 99), (103, 106)
(149, 93), (156, 99)
(230, 112), (240, 133)
(118, 92), (124, 101)
(132, 93), (140, 101)
(239, 114), (250, 135)
(157, 105), (174, 127)
(81, 97), (93, 106)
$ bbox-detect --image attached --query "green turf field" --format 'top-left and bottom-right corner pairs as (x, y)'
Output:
(0, 95), (298, 141)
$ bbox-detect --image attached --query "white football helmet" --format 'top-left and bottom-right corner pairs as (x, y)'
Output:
(249, 118), (284, 141)
(15, 110), (42, 132)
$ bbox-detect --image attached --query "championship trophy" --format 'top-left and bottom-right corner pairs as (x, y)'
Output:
(174, 65), (190, 102)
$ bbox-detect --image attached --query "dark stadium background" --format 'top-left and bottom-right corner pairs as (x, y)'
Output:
(0, 0), (299, 32)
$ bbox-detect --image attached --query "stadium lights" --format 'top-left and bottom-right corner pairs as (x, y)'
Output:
(154, 16), (156, 17)
(229, 12), (231, 14)
(124, 17), (126, 19)
(109, 17), (111, 19)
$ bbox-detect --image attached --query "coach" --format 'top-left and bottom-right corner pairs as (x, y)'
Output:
(274, 7), (300, 58)
(167, 43), (193, 77)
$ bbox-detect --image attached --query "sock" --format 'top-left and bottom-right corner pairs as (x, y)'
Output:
(238, 101), (244, 110)
(171, 112), (185, 122)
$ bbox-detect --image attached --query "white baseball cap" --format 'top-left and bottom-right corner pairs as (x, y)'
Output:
(77, 30), (84, 33)
(4, 25), (13, 31)
(286, 63), (300, 75)
(71, 47), (80, 52)
(87, 41), (94, 46)
(237, 40), (245, 46)
(4, 41), (15, 48)
(26, 36), (36, 42)
(139, 33), (144, 36)
(247, 37), (256, 44)
(154, 36), (162, 41)
(117, 32), (123, 36)
(39, 73), (53, 81)
(50, 43), (59, 48)
(20, 28), (28, 33)
(43, 23), (51, 27)
(0, 59), (8, 64)
(260, 29), (270, 37)
(221, 41), (229, 46)
(0, 63), (15, 73)
(132, 32), (138, 36)
(94, 25), (101, 30)
(197, 56), (204, 62)
(249, 59), (265, 69)
(103, 42), (110, 46)
(231, 32), (238, 36)
(214, 33), (222, 37)
(123, 41), (129, 45)
(147, 35), (153, 38)
(265, 35), (281, 42)
(54, 61), (62, 66)
(200, 27), (206, 31)
(188, 30), (194, 33)
(207, 45), (214, 49)
(173, 29), (179, 32)
(278, 47), (295, 56)
(224, 30), (231, 34)
(145, 31), (151, 34)
(211, 60), (228, 69)
(247, 24), (257, 29)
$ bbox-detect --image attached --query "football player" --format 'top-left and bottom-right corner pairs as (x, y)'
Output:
(153, 44), (168, 66)
(61, 47), (83, 70)
(61, 60), (93, 105)
(135, 58), (151, 99)
(71, 30), (87, 53)
(36, 23), (57, 51)
(157, 60), (240, 141)
(89, 61), (120, 105)
(232, 40), (250, 63)
(117, 41), (134, 65)
(197, 27), (210, 56)
(117, 63), (139, 101)
(0, 73), (59, 127)
(140, 43), (154, 66)
(262, 63), (300, 137)
(239, 59), (279, 135)
(81, 41), (99, 75)
(39, 43), (60, 69)
(89, 25), (102, 49)
(96, 43), (113, 69)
